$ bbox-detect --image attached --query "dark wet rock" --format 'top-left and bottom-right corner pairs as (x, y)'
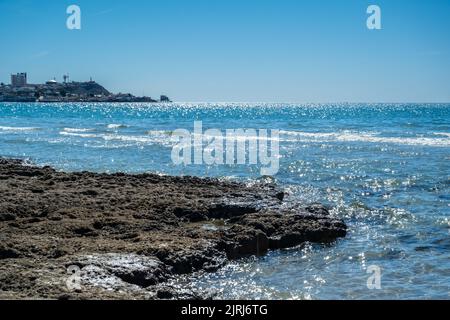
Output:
(0, 212), (16, 221)
(30, 188), (44, 194)
(80, 189), (99, 197)
(222, 209), (346, 257)
(0, 247), (20, 259)
(207, 203), (259, 219)
(236, 211), (347, 250)
(155, 286), (213, 300)
(173, 207), (207, 222)
(71, 226), (97, 237)
(0, 158), (347, 299)
(148, 243), (228, 275)
(304, 204), (331, 216)
(275, 191), (285, 201)
(223, 225), (269, 259)
(157, 289), (174, 299)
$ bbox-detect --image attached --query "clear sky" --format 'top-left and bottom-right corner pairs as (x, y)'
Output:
(0, 0), (449, 102)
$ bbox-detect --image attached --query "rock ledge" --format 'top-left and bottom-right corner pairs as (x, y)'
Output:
(0, 158), (346, 299)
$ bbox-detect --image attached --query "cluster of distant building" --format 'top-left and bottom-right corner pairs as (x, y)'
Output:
(10, 72), (28, 87)
(0, 72), (172, 103)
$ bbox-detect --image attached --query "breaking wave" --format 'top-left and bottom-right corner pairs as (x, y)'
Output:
(279, 130), (450, 147)
(0, 126), (41, 132)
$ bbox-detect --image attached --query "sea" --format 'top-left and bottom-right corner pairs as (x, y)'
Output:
(0, 102), (449, 299)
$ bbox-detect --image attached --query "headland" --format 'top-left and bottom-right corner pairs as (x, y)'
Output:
(0, 73), (171, 103)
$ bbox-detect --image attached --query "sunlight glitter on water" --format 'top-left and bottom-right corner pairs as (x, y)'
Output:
(0, 102), (449, 299)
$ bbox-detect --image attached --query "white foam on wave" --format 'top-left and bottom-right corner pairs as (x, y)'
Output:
(58, 130), (280, 147)
(192, 132), (281, 142)
(57, 129), (450, 148)
(433, 132), (450, 138)
(279, 130), (450, 147)
(63, 128), (94, 133)
(107, 124), (128, 129)
(147, 130), (284, 146)
(146, 130), (172, 135)
(101, 134), (154, 143)
(59, 131), (99, 138)
(0, 126), (41, 132)
(59, 131), (164, 145)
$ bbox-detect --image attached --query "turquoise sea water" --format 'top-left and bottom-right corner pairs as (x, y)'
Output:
(1, 102), (449, 299)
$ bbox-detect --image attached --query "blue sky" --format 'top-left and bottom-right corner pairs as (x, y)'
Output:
(0, 0), (449, 102)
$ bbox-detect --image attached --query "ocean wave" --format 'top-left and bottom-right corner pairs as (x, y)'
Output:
(101, 134), (154, 143)
(62, 128), (94, 133)
(433, 132), (450, 138)
(146, 130), (283, 144)
(57, 129), (450, 148)
(192, 132), (281, 142)
(107, 124), (128, 129)
(279, 130), (450, 147)
(0, 126), (41, 132)
(146, 130), (173, 136)
(59, 131), (99, 138)
(58, 131), (163, 145)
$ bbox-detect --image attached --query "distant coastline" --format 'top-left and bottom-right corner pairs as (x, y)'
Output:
(0, 73), (171, 103)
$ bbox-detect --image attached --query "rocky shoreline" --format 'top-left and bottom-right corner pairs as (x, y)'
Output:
(0, 79), (171, 103)
(0, 158), (346, 299)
